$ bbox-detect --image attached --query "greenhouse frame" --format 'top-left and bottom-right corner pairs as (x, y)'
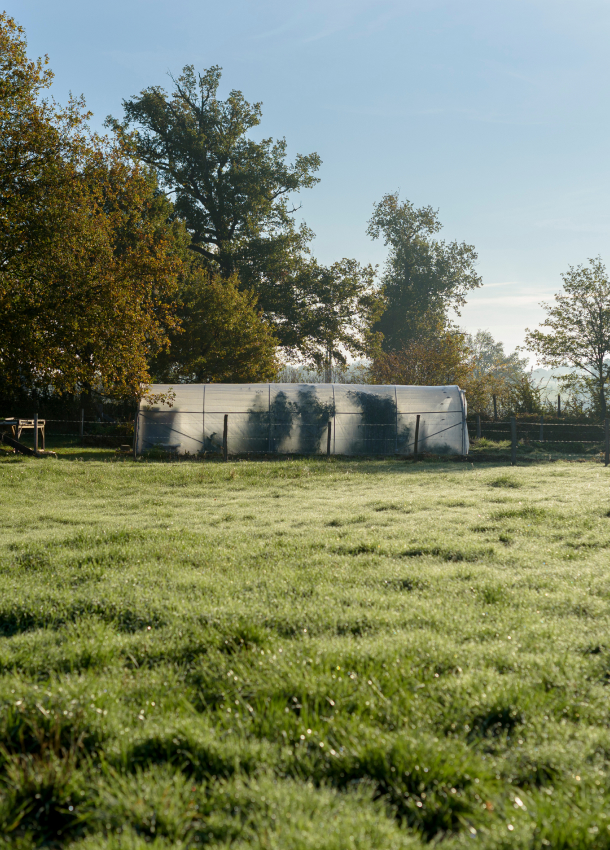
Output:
(135, 383), (469, 457)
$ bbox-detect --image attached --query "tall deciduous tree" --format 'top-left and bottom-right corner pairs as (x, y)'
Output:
(150, 267), (278, 384)
(294, 259), (381, 379)
(114, 65), (323, 352)
(0, 11), (58, 282)
(367, 193), (482, 351)
(524, 258), (610, 418)
(0, 13), (185, 399)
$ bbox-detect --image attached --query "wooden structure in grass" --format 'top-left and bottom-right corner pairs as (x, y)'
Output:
(1, 418), (46, 447)
(0, 419), (55, 457)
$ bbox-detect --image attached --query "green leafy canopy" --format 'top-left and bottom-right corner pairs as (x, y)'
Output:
(112, 65), (320, 275)
(524, 257), (610, 417)
(368, 192), (482, 351)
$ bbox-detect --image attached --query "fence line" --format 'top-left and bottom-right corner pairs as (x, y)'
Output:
(470, 420), (605, 427)
(7, 412), (610, 464)
(137, 412), (463, 445)
(467, 417), (610, 467)
(32, 419), (134, 425)
(136, 410), (459, 416)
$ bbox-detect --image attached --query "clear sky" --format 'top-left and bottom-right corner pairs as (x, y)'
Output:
(14, 0), (610, 359)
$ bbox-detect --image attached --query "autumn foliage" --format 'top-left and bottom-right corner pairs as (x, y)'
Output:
(370, 329), (470, 388)
(0, 13), (185, 399)
(150, 268), (278, 384)
(2, 12), (533, 406)
(370, 327), (536, 416)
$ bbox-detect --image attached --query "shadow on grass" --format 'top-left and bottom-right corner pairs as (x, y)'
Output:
(1, 435), (606, 469)
(0, 435), (127, 463)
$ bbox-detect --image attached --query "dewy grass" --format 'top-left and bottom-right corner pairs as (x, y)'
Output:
(2, 451), (610, 847)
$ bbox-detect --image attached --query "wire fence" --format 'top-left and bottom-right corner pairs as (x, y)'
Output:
(33, 419), (133, 434)
(135, 406), (468, 459)
(467, 416), (610, 465)
(0, 414), (135, 453)
(4, 411), (610, 464)
(469, 418), (605, 443)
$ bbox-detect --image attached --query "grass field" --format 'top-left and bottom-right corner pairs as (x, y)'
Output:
(1, 448), (610, 848)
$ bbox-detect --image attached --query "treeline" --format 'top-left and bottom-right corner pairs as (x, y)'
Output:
(4, 12), (595, 420)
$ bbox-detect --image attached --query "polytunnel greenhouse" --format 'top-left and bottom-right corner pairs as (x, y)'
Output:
(135, 383), (469, 457)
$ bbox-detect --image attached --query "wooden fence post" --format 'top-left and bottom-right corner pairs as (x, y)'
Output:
(413, 414), (420, 461)
(327, 420), (332, 458)
(539, 415), (544, 442)
(80, 409), (84, 444)
(511, 416), (517, 466)
(223, 414), (228, 462)
(605, 418), (609, 467)
(34, 413), (38, 454)
(493, 395), (498, 421)
(133, 407), (139, 460)
(476, 415), (481, 439)
(268, 384), (272, 453)
(557, 394), (561, 417)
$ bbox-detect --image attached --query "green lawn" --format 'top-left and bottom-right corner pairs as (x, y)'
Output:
(1, 450), (610, 848)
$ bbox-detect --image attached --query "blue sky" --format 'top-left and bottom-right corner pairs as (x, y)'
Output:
(15, 0), (610, 359)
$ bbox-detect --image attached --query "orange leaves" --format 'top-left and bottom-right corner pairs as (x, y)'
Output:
(0, 15), (185, 399)
(371, 329), (473, 389)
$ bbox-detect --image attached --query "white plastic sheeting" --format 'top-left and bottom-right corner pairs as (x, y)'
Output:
(136, 383), (469, 456)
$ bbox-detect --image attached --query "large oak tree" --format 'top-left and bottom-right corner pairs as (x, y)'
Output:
(114, 65), (325, 354)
